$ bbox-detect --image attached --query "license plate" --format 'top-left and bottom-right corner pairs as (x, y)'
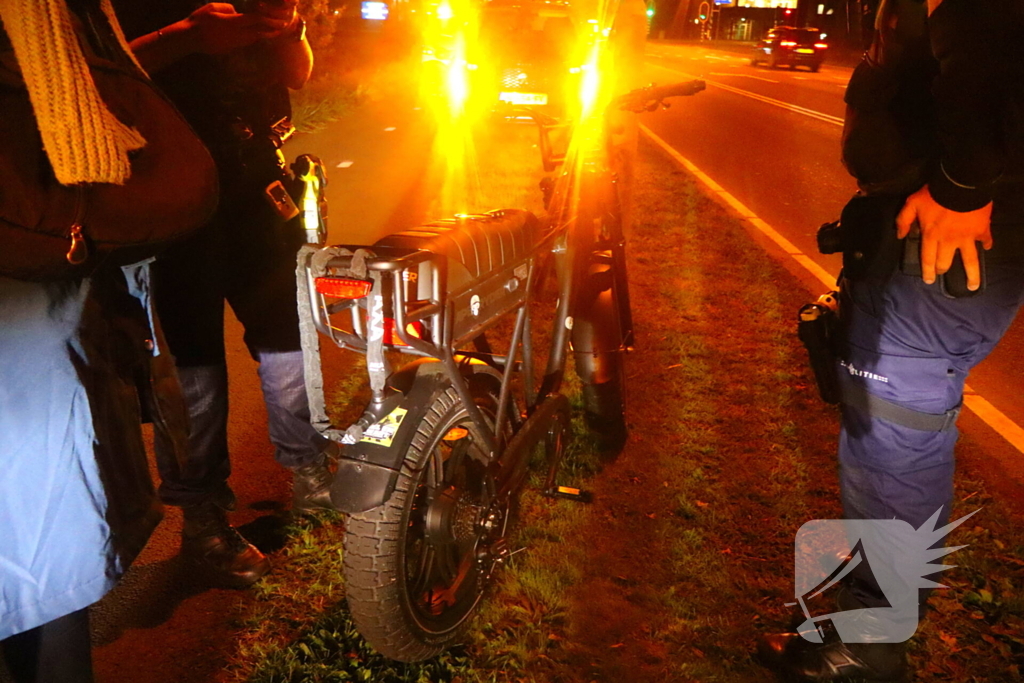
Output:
(796, 48), (814, 54)
(499, 92), (548, 105)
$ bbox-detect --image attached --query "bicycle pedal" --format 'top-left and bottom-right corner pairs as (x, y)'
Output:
(543, 485), (592, 503)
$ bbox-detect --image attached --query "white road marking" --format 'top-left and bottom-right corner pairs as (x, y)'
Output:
(650, 61), (845, 126)
(710, 71), (780, 83)
(640, 122), (1024, 458)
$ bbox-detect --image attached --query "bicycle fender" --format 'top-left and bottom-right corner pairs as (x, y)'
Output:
(329, 359), (503, 514)
(330, 362), (447, 514)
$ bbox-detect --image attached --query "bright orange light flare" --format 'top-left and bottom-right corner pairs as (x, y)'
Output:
(549, 0), (648, 239)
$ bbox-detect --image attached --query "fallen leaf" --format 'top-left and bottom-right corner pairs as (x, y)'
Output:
(938, 631), (959, 651)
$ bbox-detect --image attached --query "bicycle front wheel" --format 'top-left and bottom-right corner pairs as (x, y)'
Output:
(571, 204), (630, 455)
(342, 375), (507, 662)
(573, 257), (629, 453)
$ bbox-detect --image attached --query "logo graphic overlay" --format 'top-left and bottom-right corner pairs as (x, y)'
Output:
(790, 508), (977, 643)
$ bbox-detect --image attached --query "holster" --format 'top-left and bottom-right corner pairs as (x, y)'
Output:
(836, 194), (907, 282)
(797, 292), (841, 405)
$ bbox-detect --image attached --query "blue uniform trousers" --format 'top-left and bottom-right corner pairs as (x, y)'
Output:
(837, 262), (1024, 608)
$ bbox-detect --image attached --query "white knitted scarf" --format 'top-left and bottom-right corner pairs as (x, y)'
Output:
(0, 0), (146, 185)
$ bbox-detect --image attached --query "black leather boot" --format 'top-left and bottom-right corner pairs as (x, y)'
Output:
(758, 624), (908, 682)
(181, 501), (271, 588)
(291, 441), (339, 515)
(758, 584), (910, 683)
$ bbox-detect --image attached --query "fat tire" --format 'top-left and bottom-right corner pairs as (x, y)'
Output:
(342, 379), (500, 662)
(572, 221), (629, 454)
(577, 285), (628, 455)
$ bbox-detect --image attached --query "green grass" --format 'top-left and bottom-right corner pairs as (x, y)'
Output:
(224, 126), (1024, 683)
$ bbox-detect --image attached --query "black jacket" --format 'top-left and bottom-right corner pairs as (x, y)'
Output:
(927, 0), (1024, 223)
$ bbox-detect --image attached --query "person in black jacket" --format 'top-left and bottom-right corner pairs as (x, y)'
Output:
(113, 1), (337, 588)
(759, 0), (1024, 680)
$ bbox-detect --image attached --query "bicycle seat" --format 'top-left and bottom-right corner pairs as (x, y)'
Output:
(374, 209), (539, 291)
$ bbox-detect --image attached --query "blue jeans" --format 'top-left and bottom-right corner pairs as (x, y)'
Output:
(151, 174), (328, 508)
(154, 351), (329, 508)
(837, 263), (1024, 608)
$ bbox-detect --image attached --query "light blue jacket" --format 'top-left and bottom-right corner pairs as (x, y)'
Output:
(0, 265), (163, 639)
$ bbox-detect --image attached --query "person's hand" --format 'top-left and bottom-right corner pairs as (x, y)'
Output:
(896, 184), (993, 291)
(185, 3), (274, 55)
(251, 0), (300, 38)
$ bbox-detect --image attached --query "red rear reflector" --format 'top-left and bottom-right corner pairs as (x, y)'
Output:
(314, 277), (372, 299)
(814, 43), (828, 48)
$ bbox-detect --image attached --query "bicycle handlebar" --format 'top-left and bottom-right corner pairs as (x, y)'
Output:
(613, 79), (706, 113)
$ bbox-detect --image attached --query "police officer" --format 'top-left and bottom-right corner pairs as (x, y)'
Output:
(114, 2), (337, 587)
(760, 0), (1024, 679)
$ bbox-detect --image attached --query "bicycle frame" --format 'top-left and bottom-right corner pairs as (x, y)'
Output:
(292, 77), (705, 662)
(296, 79), (705, 513)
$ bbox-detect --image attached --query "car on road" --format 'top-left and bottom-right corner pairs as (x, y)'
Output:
(750, 26), (828, 72)
(470, 0), (580, 116)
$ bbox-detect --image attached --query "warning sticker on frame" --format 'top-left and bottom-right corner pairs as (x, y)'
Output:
(360, 407), (408, 447)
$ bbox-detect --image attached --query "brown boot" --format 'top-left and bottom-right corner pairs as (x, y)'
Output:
(181, 501), (271, 588)
(291, 441), (339, 515)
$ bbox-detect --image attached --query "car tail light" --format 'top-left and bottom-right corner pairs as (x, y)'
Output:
(780, 40), (796, 46)
(383, 318), (425, 346)
(814, 42), (828, 49)
(314, 276), (372, 299)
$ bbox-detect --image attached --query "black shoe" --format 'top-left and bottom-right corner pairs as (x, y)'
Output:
(291, 441), (339, 514)
(181, 502), (271, 588)
(757, 625), (908, 682)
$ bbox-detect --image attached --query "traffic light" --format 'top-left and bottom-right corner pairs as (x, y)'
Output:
(646, 6), (655, 17)
(783, 8), (793, 16)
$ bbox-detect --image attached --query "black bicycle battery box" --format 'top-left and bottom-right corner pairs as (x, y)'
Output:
(901, 224), (986, 298)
